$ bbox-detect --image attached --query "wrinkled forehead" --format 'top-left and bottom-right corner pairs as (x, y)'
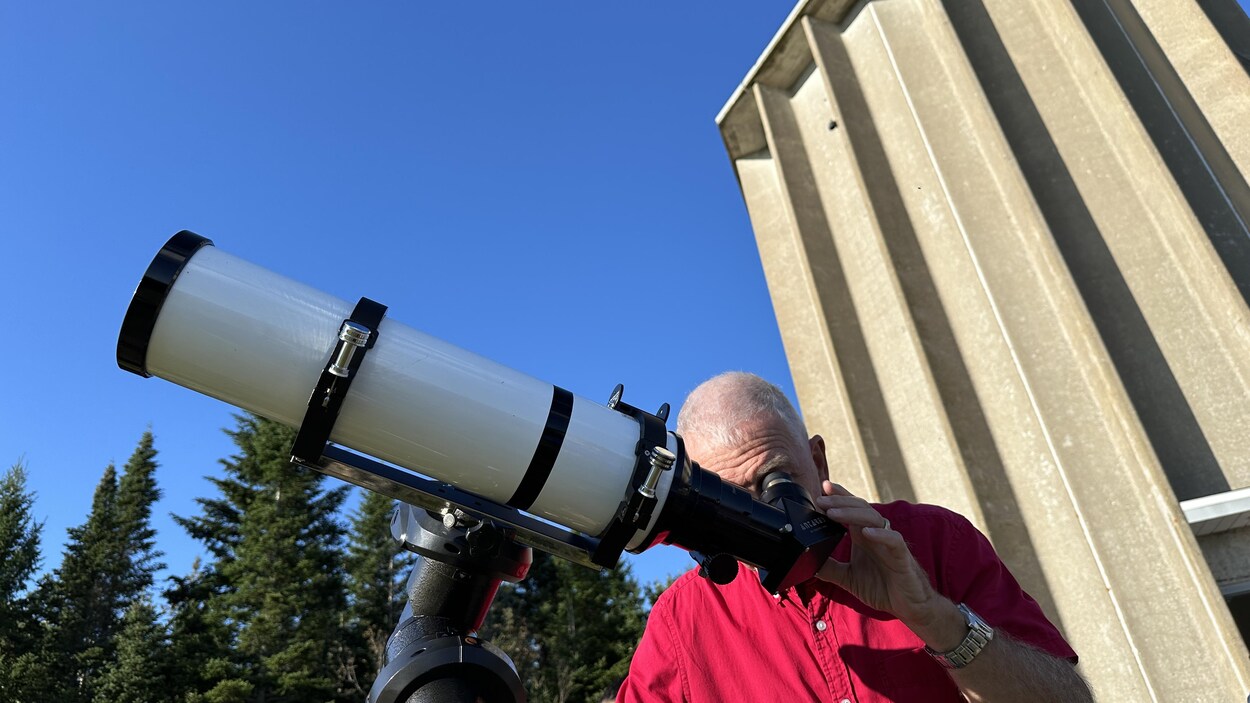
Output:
(706, 410), (799, 446)
(685, 416), (805, 471)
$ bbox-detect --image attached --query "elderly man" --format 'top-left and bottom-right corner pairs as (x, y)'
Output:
(618, 372), (1092, 702)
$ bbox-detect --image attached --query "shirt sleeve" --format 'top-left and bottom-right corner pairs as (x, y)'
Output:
(935, 509), (1078, 663)
(616, 593), (688, 702)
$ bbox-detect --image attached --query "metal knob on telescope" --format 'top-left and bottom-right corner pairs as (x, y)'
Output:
(638, 446), (675, 500)
(329, 320), (371, 377)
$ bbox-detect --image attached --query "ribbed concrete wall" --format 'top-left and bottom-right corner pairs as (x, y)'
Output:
(717, 0), (1250, 699)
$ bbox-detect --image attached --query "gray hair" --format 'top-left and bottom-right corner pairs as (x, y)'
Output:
(675, 372), (808, 452)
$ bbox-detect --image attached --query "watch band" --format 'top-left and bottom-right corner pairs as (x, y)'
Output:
(925, 603), (995, 669)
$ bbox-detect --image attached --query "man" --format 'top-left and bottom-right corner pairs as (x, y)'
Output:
(618, 372), (1093, 702)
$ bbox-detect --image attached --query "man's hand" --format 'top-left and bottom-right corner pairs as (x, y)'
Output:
(814, 481), (966, 649)
(814, 482), (1094, 702)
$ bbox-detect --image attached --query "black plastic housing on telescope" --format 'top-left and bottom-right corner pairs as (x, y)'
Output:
(634, 445), (847, 594)
(116, 230), (213, 377)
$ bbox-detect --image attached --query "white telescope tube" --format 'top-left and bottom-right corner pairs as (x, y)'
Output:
(119, 233), (659, 536)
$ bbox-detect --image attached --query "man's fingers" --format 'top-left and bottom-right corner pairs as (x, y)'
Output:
(859, 526), (913, 573)
(817, 530), (912, 583)
(816, 558), (850, 586)
(823, 481), (853, 497)
(815, 494), (873, 513)
(823, 505), (887, 529)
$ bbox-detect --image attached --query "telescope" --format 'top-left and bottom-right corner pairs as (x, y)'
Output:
(118, 231), (847, 701)
(117, 231), (844, 596)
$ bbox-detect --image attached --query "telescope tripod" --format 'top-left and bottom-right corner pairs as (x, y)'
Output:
(369, 505), (531, 703)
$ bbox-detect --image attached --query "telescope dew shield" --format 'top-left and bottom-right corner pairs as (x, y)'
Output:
(117, 232), (663, 537)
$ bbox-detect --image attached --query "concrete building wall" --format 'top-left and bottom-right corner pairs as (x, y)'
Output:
(716, 0), (1250, 699)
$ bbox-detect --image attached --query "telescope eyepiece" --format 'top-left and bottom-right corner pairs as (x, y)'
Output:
(759, 471), (813, 507)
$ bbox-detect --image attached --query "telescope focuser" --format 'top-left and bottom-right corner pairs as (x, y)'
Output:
(637, 456), (846, 594)
(690, 551), (739, 585)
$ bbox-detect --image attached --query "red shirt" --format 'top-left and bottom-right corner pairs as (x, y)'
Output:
(619, 502), (1076, 702)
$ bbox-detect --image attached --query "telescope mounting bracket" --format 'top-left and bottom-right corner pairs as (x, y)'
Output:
(590, 384), (673, 567)
(290, 297), (388, 466)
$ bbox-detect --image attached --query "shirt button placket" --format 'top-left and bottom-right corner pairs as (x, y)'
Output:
(810, 605), (855, 703)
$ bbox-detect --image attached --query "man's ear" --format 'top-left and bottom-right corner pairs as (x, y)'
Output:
(809, 434), (829, 477)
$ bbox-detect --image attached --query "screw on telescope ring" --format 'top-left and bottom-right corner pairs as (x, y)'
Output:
(117, 231), (214, 377)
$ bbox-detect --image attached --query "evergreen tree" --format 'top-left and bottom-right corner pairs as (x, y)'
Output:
(0, 462), (42, 646)
(173, 415), (350, 703)
(165, 558), (236, 703)
(32, 464), (123, 703)
(341, 490), (414, 697)
(482, 551), (647, 703)
(642, 574), (679, 609)
(116, 430), (165, 597)
(0, 461), (45, 701)
(22, 432), (169, 703)
(92, 598), (173, 703)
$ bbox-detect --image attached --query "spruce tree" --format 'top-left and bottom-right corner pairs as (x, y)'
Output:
(482, 551), (647, 703)
(173, 415), (350, 703)
(341, 490), (414, 697)
(165, 558), (236, 703)
(0, 461), (45, 701)
(116, 430), (165, 597)
(92, 598), (173, 703)
(33, 464), (123, 703)
(0, 462), (42, 647)
(22, 432), (170, 703)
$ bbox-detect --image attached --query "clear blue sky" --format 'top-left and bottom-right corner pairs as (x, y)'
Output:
(4, 3), (1248, 596)
(0, 3), (800, 591)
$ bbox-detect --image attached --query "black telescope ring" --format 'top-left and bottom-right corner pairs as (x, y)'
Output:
(290, 297), (388, 465)
(506, 385), (574, 511)
(117, 230), (214, 377)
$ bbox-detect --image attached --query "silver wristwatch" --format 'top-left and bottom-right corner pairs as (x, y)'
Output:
(925, 603), (995, 669)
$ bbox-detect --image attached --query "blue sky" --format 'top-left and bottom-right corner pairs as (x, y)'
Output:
(4, 3), (1248, 597)
(0, 3), (799, 591)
